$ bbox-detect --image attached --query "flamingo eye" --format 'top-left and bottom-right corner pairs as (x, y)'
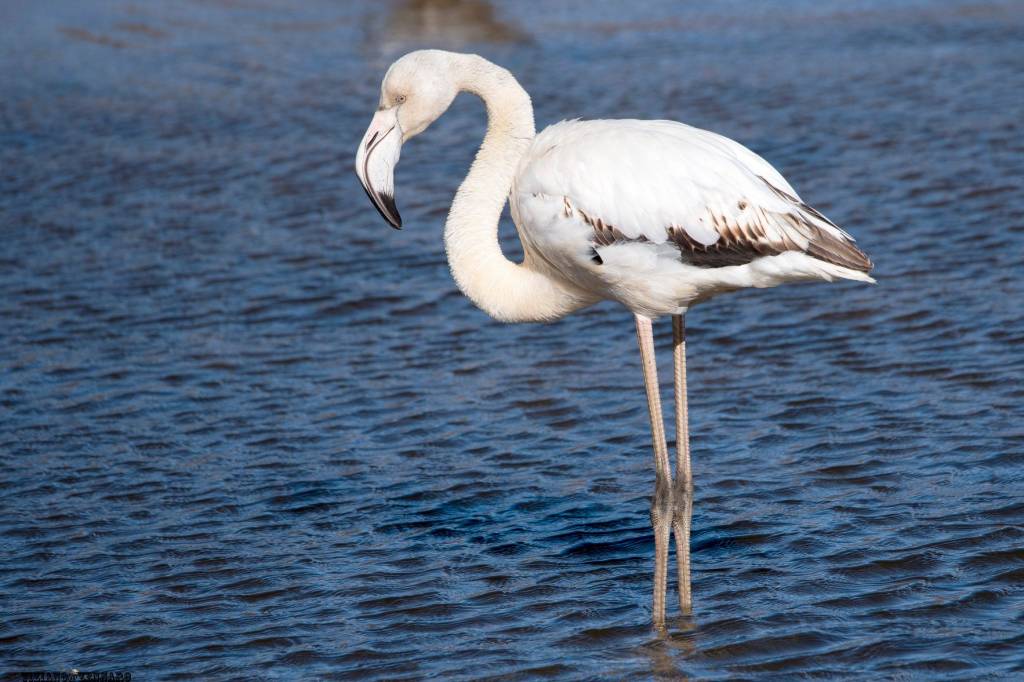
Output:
(395, 94), (406, 105)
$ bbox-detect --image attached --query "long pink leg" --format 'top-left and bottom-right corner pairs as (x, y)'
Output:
(635, 314), (673, 628)
(672, 314), (694, 613)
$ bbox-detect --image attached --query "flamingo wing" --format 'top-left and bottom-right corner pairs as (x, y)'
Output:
(515, 119), (872, 274)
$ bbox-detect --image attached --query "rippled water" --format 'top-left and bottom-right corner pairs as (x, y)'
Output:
(3, 1), (1024, 679)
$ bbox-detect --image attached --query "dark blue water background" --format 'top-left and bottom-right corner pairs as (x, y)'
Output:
(2, 1), (1024, 679)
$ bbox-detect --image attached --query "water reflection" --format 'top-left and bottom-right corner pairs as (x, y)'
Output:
(643, 616), (698, 679)
(369, 0), (529, 54)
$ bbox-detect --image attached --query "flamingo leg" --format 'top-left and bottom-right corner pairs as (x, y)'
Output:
(672, 314), (694, 614)
(635, 314), (673, 628)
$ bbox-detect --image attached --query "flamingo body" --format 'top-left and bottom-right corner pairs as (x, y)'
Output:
(511, 119), (873, 319)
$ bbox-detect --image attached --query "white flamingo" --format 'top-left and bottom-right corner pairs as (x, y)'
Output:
(355, 50), (873, 627)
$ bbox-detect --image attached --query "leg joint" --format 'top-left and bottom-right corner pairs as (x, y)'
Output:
(650, 473), (674, 527)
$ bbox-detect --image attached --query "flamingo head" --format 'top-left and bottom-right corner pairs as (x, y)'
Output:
(355, 50), (459, 229)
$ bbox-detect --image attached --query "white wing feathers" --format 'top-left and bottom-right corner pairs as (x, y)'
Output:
(516, 119), (872, 273)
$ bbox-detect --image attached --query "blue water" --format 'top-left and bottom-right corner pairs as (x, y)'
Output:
(2, 1), (1024, 679)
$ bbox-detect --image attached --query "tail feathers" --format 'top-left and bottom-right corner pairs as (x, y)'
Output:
(805, 225), (874, 275)
(758, 176), (874, 277)
(830, 264), (876, 284)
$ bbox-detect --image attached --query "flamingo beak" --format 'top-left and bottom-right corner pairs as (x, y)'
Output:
(354, 108), (403, 229)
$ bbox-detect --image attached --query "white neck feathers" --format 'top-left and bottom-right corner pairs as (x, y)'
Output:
(443, 54), (591, 323)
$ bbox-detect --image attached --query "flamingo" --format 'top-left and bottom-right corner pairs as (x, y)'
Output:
(354, 50), (874, 627)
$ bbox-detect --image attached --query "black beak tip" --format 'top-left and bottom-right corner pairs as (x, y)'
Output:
(380, 193), (402, 230)
(360, 181), (403, 230)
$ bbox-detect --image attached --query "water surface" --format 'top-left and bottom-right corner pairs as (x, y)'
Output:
(2, 0), (1024, 679)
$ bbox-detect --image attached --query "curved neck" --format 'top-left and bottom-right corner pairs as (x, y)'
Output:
(443, 55), (591, 323)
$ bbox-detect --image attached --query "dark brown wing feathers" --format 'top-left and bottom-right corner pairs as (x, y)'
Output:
(581, 179), (873, 273)
(758, 177), (873, 273)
